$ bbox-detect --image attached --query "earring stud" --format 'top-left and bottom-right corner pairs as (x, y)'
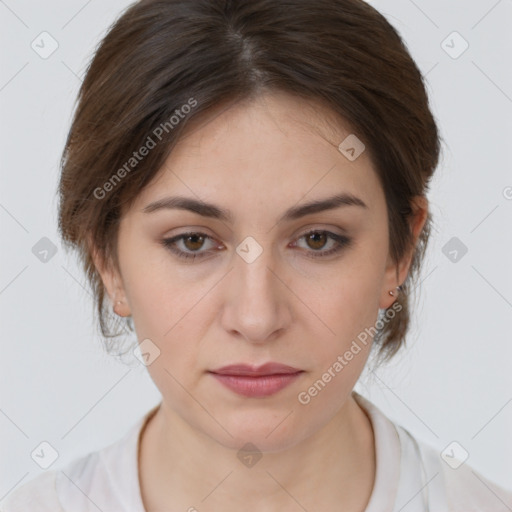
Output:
(113, 300), (123, 316)
(389, 285), (402, 297)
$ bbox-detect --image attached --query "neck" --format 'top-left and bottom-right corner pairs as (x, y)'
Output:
(139, 393), (376, 512)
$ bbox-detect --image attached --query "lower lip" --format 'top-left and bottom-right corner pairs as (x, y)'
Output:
(210, 372), (303, 397)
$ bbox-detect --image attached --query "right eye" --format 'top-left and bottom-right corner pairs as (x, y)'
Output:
(161, 232), (221, 261)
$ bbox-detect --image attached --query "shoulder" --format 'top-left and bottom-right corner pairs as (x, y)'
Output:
(0, 450), (103, 512)
(354, 392), (512, 512)
(2, 439), (127, 512)
(401, 426), (512, 511)
(440, 455), (512, 511)
(1, 406), (158, 512)
(0, 470), (63, 512)
(1, 448), (122, 512)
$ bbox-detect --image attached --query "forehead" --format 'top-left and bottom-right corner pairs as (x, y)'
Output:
(131, 91), (384, 219)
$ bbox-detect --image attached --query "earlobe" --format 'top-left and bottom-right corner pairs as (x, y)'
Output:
(112, 299), (130, 317)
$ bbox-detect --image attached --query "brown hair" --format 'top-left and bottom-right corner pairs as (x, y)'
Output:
(58, 0), (442, 364)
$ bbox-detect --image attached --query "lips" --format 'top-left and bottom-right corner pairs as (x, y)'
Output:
(208, 363), (304, 398)
(209, 362), (302, 377)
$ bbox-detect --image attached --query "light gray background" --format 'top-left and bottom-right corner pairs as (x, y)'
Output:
(1, 0), (511, 502)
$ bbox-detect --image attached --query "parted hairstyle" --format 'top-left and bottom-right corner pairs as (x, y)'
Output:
(57, 0), (442, 364)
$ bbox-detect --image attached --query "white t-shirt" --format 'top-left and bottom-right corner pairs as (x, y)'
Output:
(2, 391), (511, 512)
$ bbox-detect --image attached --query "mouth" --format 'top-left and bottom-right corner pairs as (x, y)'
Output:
(208, 362), (304, 397)
(210, 362), (303, 376)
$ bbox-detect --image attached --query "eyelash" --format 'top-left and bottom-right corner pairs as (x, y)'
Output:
(160, 230), (351, 261)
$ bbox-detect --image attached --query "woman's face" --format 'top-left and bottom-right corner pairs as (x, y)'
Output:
(97, 91), (420, 451)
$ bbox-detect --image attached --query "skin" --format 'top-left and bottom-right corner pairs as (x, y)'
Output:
(93, 90), (427, 511)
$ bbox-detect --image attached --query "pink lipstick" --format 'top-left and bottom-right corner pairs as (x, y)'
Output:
(208, 363), (304, 398)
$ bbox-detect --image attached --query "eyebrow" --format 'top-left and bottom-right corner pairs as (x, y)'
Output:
(142, 193), (368, 223)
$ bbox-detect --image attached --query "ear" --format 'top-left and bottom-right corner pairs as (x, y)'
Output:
(379, 195), (428, 309)
(88, 233), (131, 317)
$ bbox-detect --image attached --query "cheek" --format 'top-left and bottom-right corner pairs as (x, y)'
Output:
(122, 267), (166, 337)
(296, 333), (371, 419)
(290, 247), (387, 398)
(296, 252), (385, 346)
(118, 232), (184, 334)
(125, 271), (202, 344)
(120, 246), (213, 369)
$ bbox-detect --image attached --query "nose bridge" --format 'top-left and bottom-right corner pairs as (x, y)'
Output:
(234, 234), (280, 303)
(222, 234), (289, 341)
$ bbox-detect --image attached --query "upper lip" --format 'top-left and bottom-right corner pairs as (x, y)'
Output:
(210, 363), (303, 376)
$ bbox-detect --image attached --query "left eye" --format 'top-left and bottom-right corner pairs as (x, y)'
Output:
(161, 230), (351, 261)
(293, 230), (351, 258)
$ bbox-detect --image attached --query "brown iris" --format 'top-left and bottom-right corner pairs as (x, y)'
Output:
(183, 234), (206, 251)
(305, 232), (328, 250)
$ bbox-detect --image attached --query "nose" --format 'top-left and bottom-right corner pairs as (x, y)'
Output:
(219, 240), (292, 344)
